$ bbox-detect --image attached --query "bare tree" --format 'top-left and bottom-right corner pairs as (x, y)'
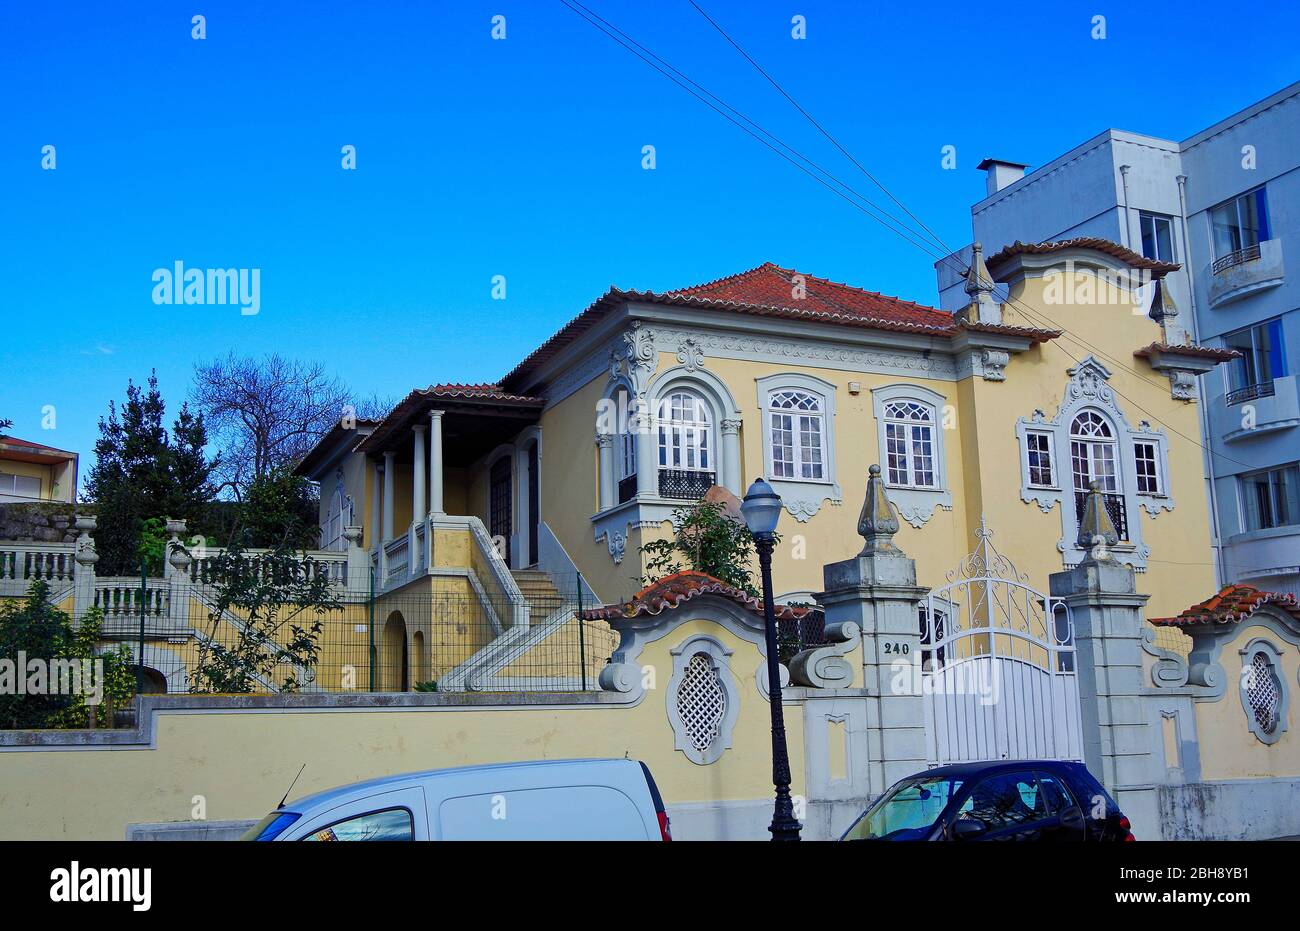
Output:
(191, 353), (353, 496)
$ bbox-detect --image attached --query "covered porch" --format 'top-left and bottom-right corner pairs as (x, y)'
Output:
(357, 385), (547, 591)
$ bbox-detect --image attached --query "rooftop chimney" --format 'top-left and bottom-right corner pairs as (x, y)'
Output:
(977, 158), (1029, 197)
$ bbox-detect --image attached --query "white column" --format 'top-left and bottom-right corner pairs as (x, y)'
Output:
(370, 460), (382, 549)
(721, 418), (742, 494)
(382, 451), (395, 542)
(412, 425), (427, 522)
(596, 434), (615, 510)
(429, 410), (445, 515)
(636, 402), (657, 500)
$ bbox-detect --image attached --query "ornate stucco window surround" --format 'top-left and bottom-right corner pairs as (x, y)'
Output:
(869, 383), (952, 528)
(593, 357), (744, 564)
(756, 373), (841, 522)
(1239, 638), (1288, 745)
(1013, 356), (1173, 571)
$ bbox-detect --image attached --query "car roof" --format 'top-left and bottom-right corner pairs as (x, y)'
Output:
(282, 758), (638, 812)
(914, 759), (1087, 780)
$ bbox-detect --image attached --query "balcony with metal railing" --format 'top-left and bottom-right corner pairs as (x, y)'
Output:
(658, 468), (716, 500)
(1219, 375), (1299, 443)
(1208, 238), (1284, 308)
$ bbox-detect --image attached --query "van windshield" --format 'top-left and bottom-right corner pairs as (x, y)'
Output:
(841, 777), (964, 841)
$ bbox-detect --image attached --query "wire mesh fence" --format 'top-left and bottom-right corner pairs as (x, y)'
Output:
(79, 577), (618, 696)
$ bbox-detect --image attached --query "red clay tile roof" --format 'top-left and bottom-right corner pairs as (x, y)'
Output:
(665, 262), (955, 330)
(581, 570), (817, 622)
(1149, 584), (1300, 627)
(0, 436), (76, 455)
(1134, 342), (1241, 362)
(355, 383), (545, 454)
(499, 262), (1059, 391)
(986, 238), (1181, 276)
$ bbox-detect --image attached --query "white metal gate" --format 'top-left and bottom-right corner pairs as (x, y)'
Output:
(922, 520), (1083, 765)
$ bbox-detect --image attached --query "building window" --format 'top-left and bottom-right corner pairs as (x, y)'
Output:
(0, 472), (42, 500)
(1139, 212), (1176, 263)
(1240, 463), (1300, 532)
(1026, 432), (1055, 487)
(1224, 318), (1286, 403)
(769, 390), (825, 480)
(657, 391), (712, 472)
(1134, 441), (1162, 495)
(1239, 640), (1288, 745)
(1069, 412), (1118, 493)
(884, 401), (937, 488)
(1210, 187), (1270, 259)
(613, 388), (638, 504)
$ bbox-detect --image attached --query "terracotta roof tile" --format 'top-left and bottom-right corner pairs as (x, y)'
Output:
(581, 570), (816, 622)
(986, 237), (1181, 275)
(1134, 342), (1242, 363)
(1149, 584), (1300, 627)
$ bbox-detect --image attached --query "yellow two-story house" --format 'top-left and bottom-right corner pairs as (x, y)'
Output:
(297, 238), (1235, 688)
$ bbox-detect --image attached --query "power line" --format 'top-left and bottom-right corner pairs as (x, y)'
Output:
(673, 1), (1258, 472)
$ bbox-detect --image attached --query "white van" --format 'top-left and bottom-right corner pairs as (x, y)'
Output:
(240, 759), (672, 842)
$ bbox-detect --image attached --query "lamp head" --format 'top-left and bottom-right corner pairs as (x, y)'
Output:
(741, 478), (783, 538)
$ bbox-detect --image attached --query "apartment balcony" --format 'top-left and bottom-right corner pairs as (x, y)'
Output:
(658, 468), (717, 500)
(1207, 238), (1285, 308)
(1220, 375), (1300, 442)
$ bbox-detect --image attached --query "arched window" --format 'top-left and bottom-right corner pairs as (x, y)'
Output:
(657, 391), (714, 500)
(322, 474), (352, 552)
(883, 400), (937, 488)
(1069, 411), (1119, 492)
(769, 390), (825, 480)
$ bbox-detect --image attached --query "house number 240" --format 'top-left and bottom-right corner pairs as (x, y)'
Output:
(883, 642), (910, 655)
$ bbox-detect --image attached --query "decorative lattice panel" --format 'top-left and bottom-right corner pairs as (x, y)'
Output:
(677, 653), (726, 753)
(1247, 652), (1281, 735)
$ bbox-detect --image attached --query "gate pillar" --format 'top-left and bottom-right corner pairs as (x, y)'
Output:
(817, 466), (928, 797)
(1049, 487), (1161, 837)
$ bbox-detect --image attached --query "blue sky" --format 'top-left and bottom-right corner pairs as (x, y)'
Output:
(3, 0), (1298, 479)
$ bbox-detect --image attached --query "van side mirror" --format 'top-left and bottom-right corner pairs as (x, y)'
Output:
(950, 818), (988, 841)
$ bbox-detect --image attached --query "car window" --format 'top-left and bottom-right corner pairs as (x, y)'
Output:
(842, 777), (964, 840)
(1035, 772), (1075, 813)
(437, 786), (649, 840)
(959, 773), (1047, 829)
(300, 807), (414, 841)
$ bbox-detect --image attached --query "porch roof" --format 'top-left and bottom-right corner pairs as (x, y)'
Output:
(581, 570), (817, 622)
(356, 384), (544, 465)
(0, 436), (78, 465)
(1149, 583), (1300, 627)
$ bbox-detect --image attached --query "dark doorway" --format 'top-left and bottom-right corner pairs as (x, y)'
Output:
(526, 441), (539, 567)
(490, 456), (513, 568)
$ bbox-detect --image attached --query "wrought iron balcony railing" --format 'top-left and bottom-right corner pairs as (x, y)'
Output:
(1074, 490), (1129, 543)
(617, 475), (638, 504)
(1226, 381), (1276, 406)
(1212, 243), (1262, 275)
(658, 468), (716, 500)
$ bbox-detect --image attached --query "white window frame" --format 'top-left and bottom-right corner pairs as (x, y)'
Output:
(1138, 212), (1176, 263)
(882, 401), (939, 490)
(656, 390), (713, 473)
(1133, 440), (1163, 496)
(1209, 186), (1270, 259)
(1069, 411), (1120, 494)
(1024, 430), (1057, 489)
(870, 383), (952, 528)
(1237, 463), (1300, 533)
(767, 390), (826, 481)
(755, 374), (842, 522)
(0, 471), (43, 500)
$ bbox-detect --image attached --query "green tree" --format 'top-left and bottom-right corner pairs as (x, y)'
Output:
(85, 372), (216, 575)
(0, 582), (135, 729)
(188, 535), (340, 694)
(240, 465), (319, 548)
(639, 500), (768, 598)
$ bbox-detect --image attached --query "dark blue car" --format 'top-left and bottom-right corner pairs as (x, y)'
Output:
(840, 760), (1136, 842)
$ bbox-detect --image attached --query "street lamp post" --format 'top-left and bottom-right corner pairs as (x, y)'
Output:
(742, 477), (802, 841)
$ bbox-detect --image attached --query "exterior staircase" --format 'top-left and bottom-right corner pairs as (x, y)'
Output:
(510, 568), (568, 620)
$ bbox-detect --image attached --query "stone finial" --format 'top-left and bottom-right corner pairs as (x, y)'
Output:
(1077, 481), (1119, 561)
(963, 242), (1002, 325)
(857, 465), (901, 555)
